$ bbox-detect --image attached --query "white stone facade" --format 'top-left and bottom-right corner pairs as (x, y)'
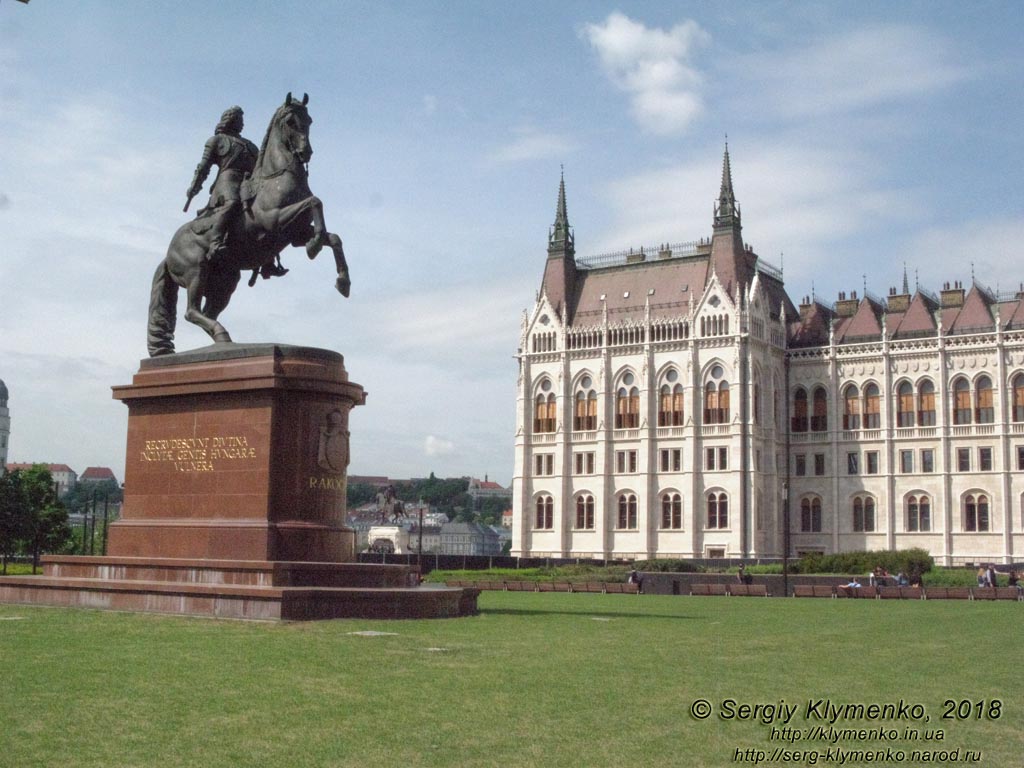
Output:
(512, 159), (1024, 566)
(786, 328), (1024, 565)
(513, 268), (788, 561)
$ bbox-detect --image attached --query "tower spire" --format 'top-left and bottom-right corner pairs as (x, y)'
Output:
(902, 263), (909, 295)
(549, 167), (573, 253)
(714, 141), (740, 228)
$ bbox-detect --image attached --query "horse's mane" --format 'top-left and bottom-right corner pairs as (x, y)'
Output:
(251, 103), (292, 181)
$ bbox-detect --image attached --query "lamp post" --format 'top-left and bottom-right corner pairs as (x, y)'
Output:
(418, 505), (424, 570)
(782, 481), (790, 597)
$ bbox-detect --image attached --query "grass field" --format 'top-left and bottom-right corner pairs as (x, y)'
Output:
(1, 593), (1020, 768)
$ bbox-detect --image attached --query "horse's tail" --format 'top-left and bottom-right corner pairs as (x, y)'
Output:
(147, 259), (178, 356)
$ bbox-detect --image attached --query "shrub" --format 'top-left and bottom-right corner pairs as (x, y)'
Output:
(793, 548), (933, 579)
(632, 559), (705, 573)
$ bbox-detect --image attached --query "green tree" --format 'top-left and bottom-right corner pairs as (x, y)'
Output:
(19, 465), (72, 573)
(0, 471), (28, 574)
(346, 482), (379, 508)
(61, 479), (123, 515)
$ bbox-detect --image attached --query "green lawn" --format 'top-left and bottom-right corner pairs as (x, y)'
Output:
(1, 594), (1019, 767)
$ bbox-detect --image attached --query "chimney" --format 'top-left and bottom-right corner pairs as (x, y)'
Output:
(941, 281), (965, 308)
(835, 290), (859, 318)
(799, 295), (815, 320)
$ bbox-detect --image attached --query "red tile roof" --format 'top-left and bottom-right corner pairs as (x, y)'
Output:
(890, 292), (938, 338)
(949, 285), (994, 334)
(80, 466), (117, 481)
(6, 462), (75, 474)
(836, 297), (883, 342)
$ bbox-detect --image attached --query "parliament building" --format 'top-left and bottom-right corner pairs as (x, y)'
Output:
(511, 149), (1024, 565)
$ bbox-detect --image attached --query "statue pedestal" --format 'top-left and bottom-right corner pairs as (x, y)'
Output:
(0, 345), (477, 620)
(108, 343), (363, 562)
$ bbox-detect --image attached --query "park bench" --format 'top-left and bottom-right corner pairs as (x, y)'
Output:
(503, 580), (534, 592)
(878, 586), (924, 599)
(574, 582), (608, 593)
(728, 584), (769, 597)
(794, 585), (835, 598)
(972, 586), (1022, 601)
(690, 583), (728, 596)
(922, 587), (971, 600)
(604, 582), (640, 595)
(836, 585), (878, 598)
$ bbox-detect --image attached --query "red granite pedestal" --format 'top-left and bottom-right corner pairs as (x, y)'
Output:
(0, 344), (477, 620)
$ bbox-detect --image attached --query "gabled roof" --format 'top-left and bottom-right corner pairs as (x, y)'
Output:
(788, 301), (835, 348)
(835, 297), (884, 343)
(1000, 296), (1024, 330)
(949, 285), (994, 334)
(890, 291), (938, 338)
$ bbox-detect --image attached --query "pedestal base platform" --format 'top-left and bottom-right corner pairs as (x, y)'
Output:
(0, 556), (479, 621)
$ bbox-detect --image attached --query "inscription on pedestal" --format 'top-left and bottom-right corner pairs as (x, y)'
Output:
(140, 435), (257, 473)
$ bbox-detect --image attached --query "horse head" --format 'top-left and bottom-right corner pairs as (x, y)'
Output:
(278, 93), (313, 163)
(255, 93), (313, 176)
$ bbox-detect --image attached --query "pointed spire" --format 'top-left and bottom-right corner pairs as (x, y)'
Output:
(548, 167), (574, 254)
(714, 141), (740, 228)
(902, 263), (909, 295)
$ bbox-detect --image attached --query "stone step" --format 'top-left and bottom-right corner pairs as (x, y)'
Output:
(40, 555), (417, 588)
(0, 573), (477, 621)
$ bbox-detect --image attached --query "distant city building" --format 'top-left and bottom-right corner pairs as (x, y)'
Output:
(6, 462), (78, 495)
(513, 150), (1024, 566)
(501, 509), (513, 528)
(467, 476), (512, 502)
(407, 523), (443, 554)
(0, 379), (9, 473)
(440, 521), (502, 556)
(79, 466), (118, 485)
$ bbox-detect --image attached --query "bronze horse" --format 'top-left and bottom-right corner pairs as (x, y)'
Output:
(147, 93), (349, 356)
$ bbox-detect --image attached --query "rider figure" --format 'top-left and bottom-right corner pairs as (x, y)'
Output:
(186, 106), (286, 276)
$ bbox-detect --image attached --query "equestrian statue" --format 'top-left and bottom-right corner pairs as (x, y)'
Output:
(148, 93), (349, 356)
(375, 485), (408, 524)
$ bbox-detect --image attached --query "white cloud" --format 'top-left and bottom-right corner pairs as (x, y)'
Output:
(592, 143), (913, 288)
(735, 25), (971, 118)
(424, 435), (456, 457)
(581, 12), (709, 135)
(488, 126), (578, 165)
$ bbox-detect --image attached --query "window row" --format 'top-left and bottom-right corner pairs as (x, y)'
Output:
(537, 447), (723, 476)
(842, 447), (996, 475)
(535, 368), (734, 433)
(797, 493), (992, 533)
(793, 374), (1024, 432)
(532, 492), (727, 530)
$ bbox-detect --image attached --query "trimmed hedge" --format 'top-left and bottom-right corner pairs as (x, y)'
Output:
(793, 548), (933, 579)
(631, 559), (706, 573)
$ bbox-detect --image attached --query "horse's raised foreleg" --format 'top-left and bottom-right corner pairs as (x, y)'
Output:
(325, 232), (350, 296)
(267, 196), (326, 258)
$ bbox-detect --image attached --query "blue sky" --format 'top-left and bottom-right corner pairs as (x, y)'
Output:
(1, 1), (1022, 484)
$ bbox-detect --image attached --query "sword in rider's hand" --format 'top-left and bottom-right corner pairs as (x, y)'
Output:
(183, 187), (200, 213)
